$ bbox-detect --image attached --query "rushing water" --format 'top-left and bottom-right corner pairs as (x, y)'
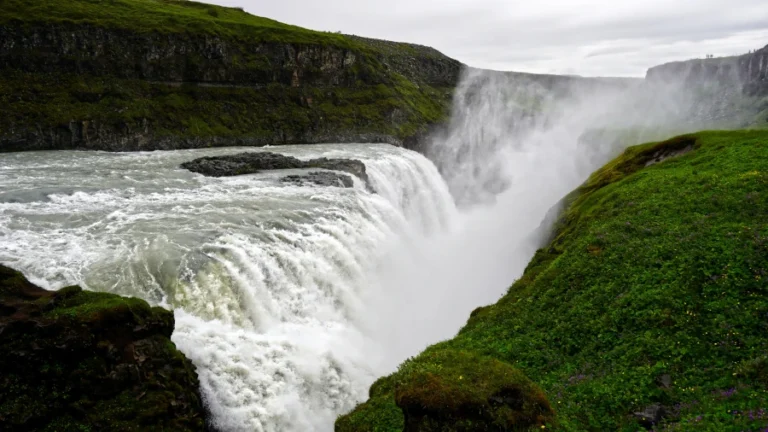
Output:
(0, 66), (706, 431)
(0, 144), (467, 431)
(0, 140), (584, 431)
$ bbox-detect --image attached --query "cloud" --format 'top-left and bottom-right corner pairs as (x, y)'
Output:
(208, 0), (768, 77)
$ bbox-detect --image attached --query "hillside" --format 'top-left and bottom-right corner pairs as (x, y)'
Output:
(0, 0), (462, 151)
(337, 130), (768, 431)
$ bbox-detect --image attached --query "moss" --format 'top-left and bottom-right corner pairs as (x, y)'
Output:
(0, 70), (453, 149)
(44, 288), (152, 318)
(338, 130), (768, 431)
(0, 265), (207, 431)
(395, 350), (553, 431)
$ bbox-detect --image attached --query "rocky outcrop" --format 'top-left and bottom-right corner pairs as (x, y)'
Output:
(181, 151), (369, 185)
(646, 44), (768, 97)
(281, 171), (354, 188)
(336, 349), (554, 432)
(0, 265), (210, 431)
(641, 45), (768, 127)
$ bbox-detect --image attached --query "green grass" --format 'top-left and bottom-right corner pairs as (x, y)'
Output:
(0, 0), (366, 48)
(337, 130), (768, 431)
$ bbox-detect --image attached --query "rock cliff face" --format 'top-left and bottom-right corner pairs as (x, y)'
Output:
(643, 45), (768, 127)
(0, 0), (461, 152)
(646, 45), (768, 95)
(0, 24), (459, 88)
(0, 265), (210, 431)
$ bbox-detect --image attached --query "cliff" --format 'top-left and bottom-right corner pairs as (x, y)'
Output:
(337, 130), (768, 431)
(646, 45), (768, 97)
(0, 0), (462, 151)
(0, 264), (210, 431)
(645, 46), (768, 128)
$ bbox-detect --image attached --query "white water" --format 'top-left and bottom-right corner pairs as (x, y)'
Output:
(0, 67), (714, 431)
(0, 144), (459, 431)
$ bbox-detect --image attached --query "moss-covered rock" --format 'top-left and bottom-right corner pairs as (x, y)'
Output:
(337, 350), (553, 432)
(394, 350), (553, 431)
(0, 265), (209, 431)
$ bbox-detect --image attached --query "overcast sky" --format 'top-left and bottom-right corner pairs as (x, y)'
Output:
(209, 0), (768, 77)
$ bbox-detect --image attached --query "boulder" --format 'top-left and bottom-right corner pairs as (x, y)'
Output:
(181, 151), (370, 185)
(280, 171), (354, 188)
(0, 265), (210, 431)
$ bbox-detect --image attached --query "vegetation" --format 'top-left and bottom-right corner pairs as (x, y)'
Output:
(337, 130), (768, 431)
(0, 0), (459, 150)
(0, 71), (451, 146)
(0, 0), (365, 48)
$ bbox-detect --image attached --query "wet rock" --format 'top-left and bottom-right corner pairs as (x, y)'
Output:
(280, 171), (354, 188)
(305, 157), (368, 183)
(645, 143), (694, 167)
(634, 404), (666, 429)
(181, 151), (307, 176)
(657, 374), (672, 389)
(181, 151), (369, 185)
(0, 265), (210, 431)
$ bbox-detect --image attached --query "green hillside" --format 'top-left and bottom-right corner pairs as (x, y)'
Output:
(337, 130), (768, 431)
(0, 0), (362, 46)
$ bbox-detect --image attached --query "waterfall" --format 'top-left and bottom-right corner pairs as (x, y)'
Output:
(0, 64), (735, 432)
(0, 144), (457, 432)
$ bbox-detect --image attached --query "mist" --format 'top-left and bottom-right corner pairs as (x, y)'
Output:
(359, 63), (748, 371)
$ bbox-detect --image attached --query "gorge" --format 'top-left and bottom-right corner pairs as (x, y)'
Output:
(1, 1), (768, 432)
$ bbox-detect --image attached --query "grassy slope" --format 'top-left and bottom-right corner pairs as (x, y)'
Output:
(337, 130), (768, 431)
(0, 0), (362, 47)
(0, 0), (454, 147)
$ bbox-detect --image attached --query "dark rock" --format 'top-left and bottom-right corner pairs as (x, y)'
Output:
(305, 157), (368, 184)
(280, 171), (355, 188)
(657, 374), (672, 389)
(634, 404), (667, 429)
(644, 143), (694, 167)
(181, 152), (307, 177)
(181, 151), (369, 185)
(0, 265), (211, 432)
